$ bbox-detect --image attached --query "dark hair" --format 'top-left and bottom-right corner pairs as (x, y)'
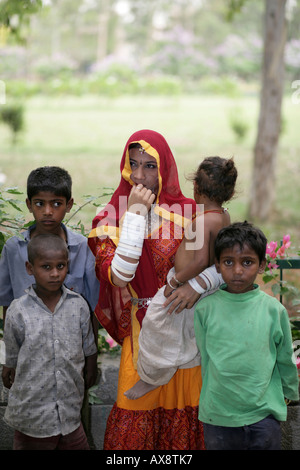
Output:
(27, 233), (68, 264)
(192, 156), (237, 205)
(129, 143), (142, 149)
(215, 221), (267, 263)
(27, 166), (72, 201)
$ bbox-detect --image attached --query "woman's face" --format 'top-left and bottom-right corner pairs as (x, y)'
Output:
(129, 147), (159, 195)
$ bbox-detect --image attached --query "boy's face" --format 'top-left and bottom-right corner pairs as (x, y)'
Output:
(26, 249), (69, 295)
(215, 243), (266, 294)
(26, 191), (73, 234)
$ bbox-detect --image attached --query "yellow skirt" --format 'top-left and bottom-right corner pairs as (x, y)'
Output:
(103, 337), (204, 450)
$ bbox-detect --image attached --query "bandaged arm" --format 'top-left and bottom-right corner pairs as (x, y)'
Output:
(187, 265), (224, 294)
(111, 211), (146, 287)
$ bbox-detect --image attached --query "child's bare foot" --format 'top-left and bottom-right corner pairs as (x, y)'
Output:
(124, 379), (158, 399)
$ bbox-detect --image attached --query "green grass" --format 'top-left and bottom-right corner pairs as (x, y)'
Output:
(1, 93), (299, 246)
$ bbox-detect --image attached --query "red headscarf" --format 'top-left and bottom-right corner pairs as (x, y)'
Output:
(88, 129), (196, 343)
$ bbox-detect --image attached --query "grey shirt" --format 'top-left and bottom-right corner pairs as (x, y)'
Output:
(4, 285), (97, 437)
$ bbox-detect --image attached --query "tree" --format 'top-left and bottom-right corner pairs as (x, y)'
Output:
(0, 0), (42, 43)
(248, 0), (288, 221)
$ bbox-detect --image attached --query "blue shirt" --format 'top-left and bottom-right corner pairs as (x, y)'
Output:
(0, 224), (99, 311)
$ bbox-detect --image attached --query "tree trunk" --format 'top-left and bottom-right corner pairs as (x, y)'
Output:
(248, 0), (287, 221)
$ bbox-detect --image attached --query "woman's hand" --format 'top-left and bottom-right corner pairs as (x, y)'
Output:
(128, 184), (156, 216)
(163, 283), (201, 314)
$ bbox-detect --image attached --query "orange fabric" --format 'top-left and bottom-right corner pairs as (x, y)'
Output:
(104, 340), (204, 450)
(116, 337), (202, 411)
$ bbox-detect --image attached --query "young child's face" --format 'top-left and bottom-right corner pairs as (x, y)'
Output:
(26, 249), (69, 295)
(26, 191), (73, 233)
(215, 243), (266, 294)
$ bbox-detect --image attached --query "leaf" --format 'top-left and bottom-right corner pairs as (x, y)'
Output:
(262, 274), (276, 284)
(7, 199), (23, 212)
(5, 188), (24, 195)
(271, 283), (281, 296)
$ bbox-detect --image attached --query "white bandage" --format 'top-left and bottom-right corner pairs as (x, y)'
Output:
(116, 211), (146, 258)
(112, 211), (146, 281)
(188, 277), (206, 294)
(199, 265), (224, 290)
(111, 264), (135, 282)
(112, 253), (139, 275)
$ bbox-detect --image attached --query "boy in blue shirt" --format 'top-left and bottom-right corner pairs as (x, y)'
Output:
(1, 166), (99, 384)
(194, 221), (299, 450)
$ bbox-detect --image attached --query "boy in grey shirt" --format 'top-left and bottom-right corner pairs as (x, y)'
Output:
(2, 234), (97, 450)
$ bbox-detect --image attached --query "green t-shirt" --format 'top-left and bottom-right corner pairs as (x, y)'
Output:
(194, 285), (299, 427)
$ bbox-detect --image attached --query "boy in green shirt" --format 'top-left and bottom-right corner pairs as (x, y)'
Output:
(194, 221), (299, 450)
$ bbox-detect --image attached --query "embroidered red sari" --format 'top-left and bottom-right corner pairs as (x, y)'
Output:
(88, 130), (204, 450)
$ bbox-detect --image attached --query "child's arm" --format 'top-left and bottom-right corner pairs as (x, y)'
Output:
(277, 307), (300, 402)
(2, 303), (23, 388)
(1, 366), (15, 389)
(2, 306), (8, 327)
(84, 352), (98, 389)
(81, 300), (99, 389)
(166, 215), (212, 291)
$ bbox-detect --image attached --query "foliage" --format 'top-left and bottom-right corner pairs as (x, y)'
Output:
(262, 234), (300, 345)
(229, 107), (249, 142)
(0, 187), (26, 252)
(0, 0), (42, 43)
(0, 104), (24, 144)
(0, 186), (113, 253)
(98, 329), (120, 356)
(226, 0), (248, 21)
(263, 235), (292, 288)
(1, 0), (299, 92)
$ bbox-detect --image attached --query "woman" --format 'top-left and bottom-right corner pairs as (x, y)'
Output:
(88, 129), (205, 450)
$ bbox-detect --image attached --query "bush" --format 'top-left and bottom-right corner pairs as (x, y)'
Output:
(229, 107), (249, 142)
(0, 103), (24, 144)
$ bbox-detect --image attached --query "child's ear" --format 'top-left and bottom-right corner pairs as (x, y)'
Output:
(215, 260), (221, 273)
(258, 258), (267, 274)
(66, 198), (74, 213)
(26, 198), (32, 213)
(25, 261), (34, 276)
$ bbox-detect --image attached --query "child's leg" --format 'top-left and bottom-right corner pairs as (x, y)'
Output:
(203, 415), (281, 450)
(13, 430), (60, 450)
(247, 415), (281, 450)
(124, 379), (159, 400)
(13, 423), (90, 450)
(203, 423), (246, 450)
(57, 422), (90, 450)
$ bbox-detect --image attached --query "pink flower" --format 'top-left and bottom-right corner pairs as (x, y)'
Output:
(282, 234), (291, 249)
(105, 335), (117, 349)
(266, 241), (277, 255)
(268, 262), (279, 273)
(296, 357), (300, 370)
(276, 245), (286, 258)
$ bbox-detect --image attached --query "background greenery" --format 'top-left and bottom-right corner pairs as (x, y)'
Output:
(1, 92), (299, 243)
